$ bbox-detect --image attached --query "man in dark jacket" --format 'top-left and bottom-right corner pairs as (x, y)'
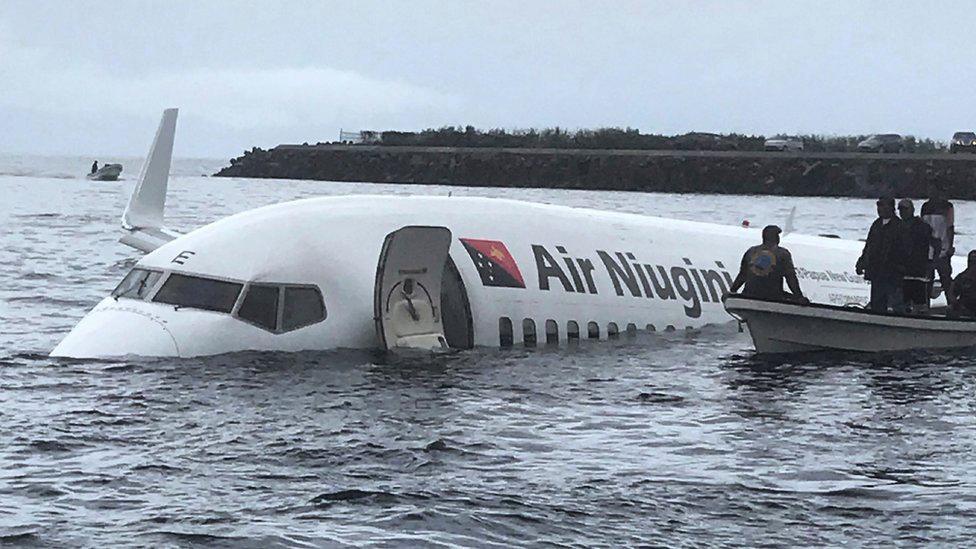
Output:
(856, 197), (906, 313)
(949, 251), (976, 316)
(729, 225), (807, 302)
(897, 198), (935, 313)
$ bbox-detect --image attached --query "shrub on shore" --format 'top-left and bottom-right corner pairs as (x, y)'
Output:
(358, 126), (946, 153)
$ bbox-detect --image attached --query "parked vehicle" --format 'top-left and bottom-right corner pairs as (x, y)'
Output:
(950, 131), (976, 153)
(856, 134), (904, 153)
(763, 135), (804, 152)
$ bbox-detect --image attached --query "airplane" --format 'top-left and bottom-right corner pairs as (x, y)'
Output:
(50, 109), (952, 359)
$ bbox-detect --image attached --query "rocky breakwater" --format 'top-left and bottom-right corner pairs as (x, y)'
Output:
(215, 145), (976, 198)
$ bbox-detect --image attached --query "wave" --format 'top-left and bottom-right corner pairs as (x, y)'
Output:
(0, 153), (226, 179)
(310, 488), (431, 507)
(0, 532), (42, 545)
(0, 170), (76, 179)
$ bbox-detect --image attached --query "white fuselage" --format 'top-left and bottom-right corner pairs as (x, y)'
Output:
(52, 195), (934, 358)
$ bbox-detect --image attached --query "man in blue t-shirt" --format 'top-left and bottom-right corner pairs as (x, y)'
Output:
(729, 225), (807, 302)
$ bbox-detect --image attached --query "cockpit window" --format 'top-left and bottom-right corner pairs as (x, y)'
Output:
(282, 287), (326, 331)
(112, 268), (163, 300)
(237, 284), (279, 331)
(152, 273), (242, 313)
(234, 284), (326, 333)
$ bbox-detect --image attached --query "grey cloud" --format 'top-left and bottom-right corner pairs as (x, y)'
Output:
(2, 1), (975, 157)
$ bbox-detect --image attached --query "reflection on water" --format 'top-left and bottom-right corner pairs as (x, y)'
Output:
(3, 156), (976, 545)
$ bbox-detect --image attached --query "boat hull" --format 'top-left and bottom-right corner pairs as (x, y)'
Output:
(725, 296), (976, 353)
(87, 164), (123, 181)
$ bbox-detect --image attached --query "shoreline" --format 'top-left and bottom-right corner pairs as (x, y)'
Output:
(214, 144), (976, 199)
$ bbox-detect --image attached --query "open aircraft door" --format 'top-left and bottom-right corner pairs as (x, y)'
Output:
(375, 226), (472, 351)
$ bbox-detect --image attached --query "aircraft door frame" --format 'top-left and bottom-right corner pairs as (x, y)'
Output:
(374, 225), (464, 351)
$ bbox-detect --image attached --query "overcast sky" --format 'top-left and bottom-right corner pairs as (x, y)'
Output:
(1, 1), (973, 158)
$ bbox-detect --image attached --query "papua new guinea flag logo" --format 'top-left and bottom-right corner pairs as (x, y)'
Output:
(460, 238), (526, 288)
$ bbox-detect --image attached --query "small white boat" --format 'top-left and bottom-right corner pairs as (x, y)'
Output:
(87, 163), (123, 181)
(724, 295), (976, 354)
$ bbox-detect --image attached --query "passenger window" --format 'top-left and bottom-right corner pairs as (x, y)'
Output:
(523, 318), (537, 347)
(607, 322), (619, 340)
(499, 317), (513, 347)
(545, 320), (559, 345)
(112, 268), (162, 300)
(567, 321), (580, 340)
(282, 287), (326, 331)
(238, 284), (279, 331)
(587, 321), (600, 339)
(153, 273), (242, 313)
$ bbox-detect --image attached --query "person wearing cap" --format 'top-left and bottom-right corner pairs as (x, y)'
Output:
(856, 196), (907, 313)
(897, 198), (935, 313)
(949, 251), (976, 317)
(728, 224), (806, 302)
(921, 182), (955, 297)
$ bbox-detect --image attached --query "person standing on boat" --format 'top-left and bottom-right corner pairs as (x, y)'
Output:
(90, 160), (98, 175)
(856, 197), (906, 313)
(897, 198), (935, 313)
(948, 251), (976, 316)
(921, 183), (955, 297)
(728, 225), (807, 303)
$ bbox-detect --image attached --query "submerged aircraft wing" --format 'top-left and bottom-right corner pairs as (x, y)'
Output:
(120, 108), (181, 253)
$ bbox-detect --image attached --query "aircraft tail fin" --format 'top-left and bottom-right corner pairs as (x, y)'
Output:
(782, 206), (796, 236)
(120, 108), (180, 253)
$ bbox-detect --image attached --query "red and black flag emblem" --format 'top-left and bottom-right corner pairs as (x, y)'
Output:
(460, 238), (525, 288)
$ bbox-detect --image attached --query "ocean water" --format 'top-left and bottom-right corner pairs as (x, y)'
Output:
(3, 154), (976, 546)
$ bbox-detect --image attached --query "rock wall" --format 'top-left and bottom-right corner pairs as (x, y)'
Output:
(214, 145), (976, 198)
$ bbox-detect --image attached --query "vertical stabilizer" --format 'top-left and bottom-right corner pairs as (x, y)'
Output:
(120, 108), (180, 252)
(123, 108), (178, 230)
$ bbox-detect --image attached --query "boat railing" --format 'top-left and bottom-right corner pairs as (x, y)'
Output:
(724, 293), (973, 323)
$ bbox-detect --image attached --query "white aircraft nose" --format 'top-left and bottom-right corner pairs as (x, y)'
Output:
(50, 304), (180, 358)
